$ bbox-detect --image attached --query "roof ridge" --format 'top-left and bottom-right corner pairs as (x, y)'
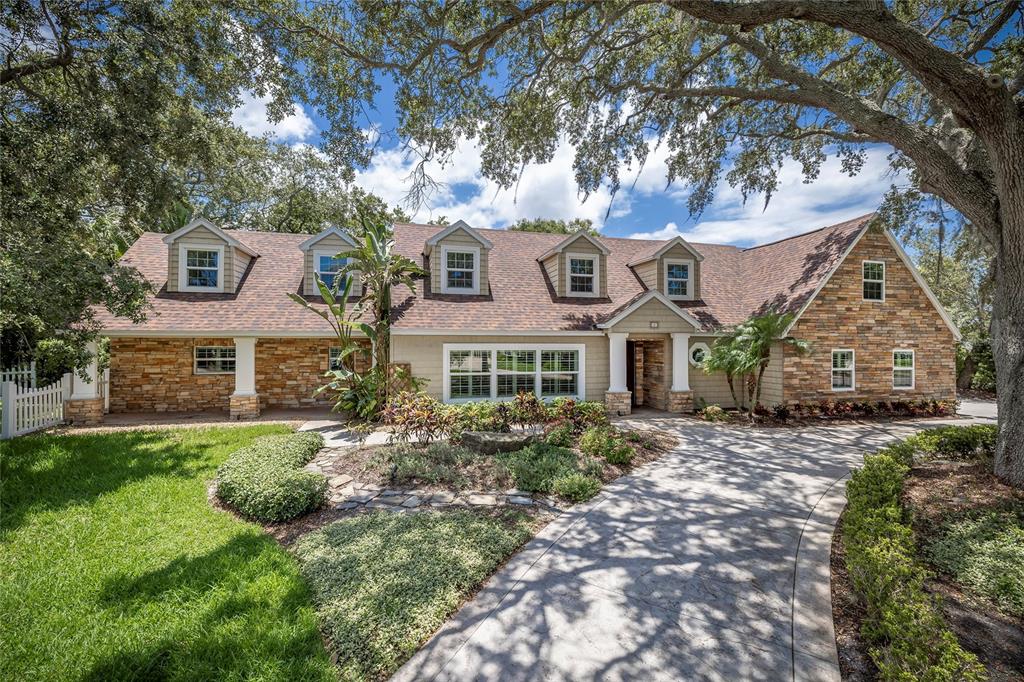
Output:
(739, 213), (874, 252)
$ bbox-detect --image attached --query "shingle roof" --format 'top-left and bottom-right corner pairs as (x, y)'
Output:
(94, 214), (872, 335)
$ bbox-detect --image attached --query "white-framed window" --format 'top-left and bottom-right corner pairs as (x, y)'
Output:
(831, 349), (855, 391)
(441, 246), (480, 294)
(567, 253), (599, 297)
(689, 341), (710, 366)
(863, 260), (885, 301)
(664, 258), (693, 300)
(443, 344), (586, 403)
(314, 251), (347, 292)
(328, 347), (345, 372)
(194, 346), (235, 374)
(893, 349), (915, 389)
(178, 243), (225, 292)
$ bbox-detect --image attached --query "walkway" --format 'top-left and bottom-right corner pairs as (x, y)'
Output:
(393, 417), (971, 682)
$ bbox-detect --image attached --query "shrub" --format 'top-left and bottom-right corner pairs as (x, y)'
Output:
(216, 432), (328, 523)
(930, 425), (997, 460)
(549, 398), (609, 433)
(552, 473), (602, 503)
(771, 404), (791, 422)
(624, 430), (655, 449)
(843, 449), (985, 680)
(498, 443), (577, 494)
(383, 442), (479, 488)
(927, 509), (1024, 618)
(698, 404), (728, 422)
(578, 426), (617, 458)
(510, 392), (548, 427)
(449, 400), (512, 434)
(605, 441), (635, 465)
(543, 421), (575, 447)
(579, 455), (605, 479)
(381, 392), (455, 443)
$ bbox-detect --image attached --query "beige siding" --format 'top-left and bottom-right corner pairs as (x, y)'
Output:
(541, 254), (559, 294)
(392, 334), (609, 402)
(686, 335), (737, 408)
(303, 233), (361, 296)
(606, 298), (698, 334)
(430, 231), (489, 294)
(633, 260), (657, 289)
(233, 250), (252, 290)
(656, 243), (702, 299)
(560, 237), (607, 298)
(759, 342), (785, 407)
(167, 225), (232, 293)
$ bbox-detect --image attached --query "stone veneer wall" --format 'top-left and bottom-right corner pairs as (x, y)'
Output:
(109, 337), (371, 413)
(783, 229), (956, 404)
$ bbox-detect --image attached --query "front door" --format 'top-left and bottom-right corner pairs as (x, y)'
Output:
(626, 340), (637, 407)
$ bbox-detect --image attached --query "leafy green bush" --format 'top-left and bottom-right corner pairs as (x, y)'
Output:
(624, 430), (655, 449)
(449, 400), (512, 433)
(381, 392), (455, 443)
(382, 442), (481, 488)
(605, 441), (635, 465)
(498, 443), (577, 494)
(698, 404), (728, 422)
(543, 421), (575, 447)
(879, 425), (998, 465)
(510, 392), (548, 426)
(552, 473), (602, 503)
(843, 451), (985, 680)
(549, 398), (609, 432)
(927, 508), (1024, 618)
(216, 432), (328, 523)
(578, 426), (617, 458)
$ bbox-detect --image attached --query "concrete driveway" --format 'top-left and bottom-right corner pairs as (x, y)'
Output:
(394, 417), (962, 682)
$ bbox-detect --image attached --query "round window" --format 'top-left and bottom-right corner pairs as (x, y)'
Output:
(689, 342), (710, 367)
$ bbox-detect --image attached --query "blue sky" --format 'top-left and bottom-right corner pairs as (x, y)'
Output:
(232, 77), (898, 247)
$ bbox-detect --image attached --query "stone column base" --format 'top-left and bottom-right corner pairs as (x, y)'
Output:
(605, 391), (632, 416)
(230, 394), (261, 420)
(667, 390), (694, 414)
(64, 397), (105, 425)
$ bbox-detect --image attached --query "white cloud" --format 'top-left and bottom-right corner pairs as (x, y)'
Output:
(231, 91), (315, 142)
(628, 148), (895, 245)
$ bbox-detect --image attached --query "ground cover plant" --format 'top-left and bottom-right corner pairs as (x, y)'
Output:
(216, 431), (328, 522)
(0, 426), (334, 682)
(293, 510), (534, 681)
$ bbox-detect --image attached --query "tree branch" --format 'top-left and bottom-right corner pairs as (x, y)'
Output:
(0, 52), (73, 86)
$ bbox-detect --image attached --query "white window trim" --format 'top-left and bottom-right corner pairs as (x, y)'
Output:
(831, 348), (856, 392)
(689, 341), (710, 367)
(893, 349), (915, 390)
(328, 346), (344, 371)
(862, 260), (885, 302)
(193, 345), (235, 375)
(440, 245), (481, 294)
(442, 343), (586, 403)
(178, 243), (225, 293)
(566, 252), (600, 297)
(664, 258), (694, 301)
(314, 250), (348, 291)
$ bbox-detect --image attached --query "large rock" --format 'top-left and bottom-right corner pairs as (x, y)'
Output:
(462, 431), (535, 454)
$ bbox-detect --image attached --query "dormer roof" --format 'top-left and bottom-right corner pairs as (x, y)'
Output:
(298, 225), (357, 251)
(626, 235), (703, 266)
(424, 220), (493, 251)
(161, 217), (259, 257)
(537, 231), (610, 261)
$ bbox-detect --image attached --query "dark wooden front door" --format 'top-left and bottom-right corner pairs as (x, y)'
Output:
(626, 340), (637, 406)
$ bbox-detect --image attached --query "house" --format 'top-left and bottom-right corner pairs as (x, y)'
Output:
(66, 214), (959, 424)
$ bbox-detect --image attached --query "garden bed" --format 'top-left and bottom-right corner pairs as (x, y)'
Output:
(831, 425), (1023, 681)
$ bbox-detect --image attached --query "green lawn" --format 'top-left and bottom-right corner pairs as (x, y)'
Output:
(0, 426), (335, 682)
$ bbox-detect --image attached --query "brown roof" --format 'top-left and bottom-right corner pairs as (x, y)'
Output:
(94, 214), (872, 335)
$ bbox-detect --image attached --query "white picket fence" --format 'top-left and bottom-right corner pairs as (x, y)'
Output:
(0, 362), (37, 388)
(0, 374), (71, 440)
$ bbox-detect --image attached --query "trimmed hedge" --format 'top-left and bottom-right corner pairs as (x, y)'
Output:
(844, 448), (985, 680)
(216, 432), (328, 523)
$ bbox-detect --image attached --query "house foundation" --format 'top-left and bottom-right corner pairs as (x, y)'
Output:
(64, 397), (105, 425)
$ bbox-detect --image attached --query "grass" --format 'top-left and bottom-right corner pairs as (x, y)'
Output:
(0, 426), (334, 682)
(294, 510), (534, 681)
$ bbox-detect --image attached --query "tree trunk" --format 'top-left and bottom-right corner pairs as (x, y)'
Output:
(726, 373), (739, 410)
(991, 216), (1024, 487)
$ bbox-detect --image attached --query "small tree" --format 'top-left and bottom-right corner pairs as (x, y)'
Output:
(734, 311), (810, 413)
(702, 330), (754, 411)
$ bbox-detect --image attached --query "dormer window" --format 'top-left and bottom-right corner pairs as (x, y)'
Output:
(179, 244), (224, 292)
(665, 259), (692, 300)
(315, 251), (347, 291)
(442, 246), (480, 294)
(568, 254), (598, 296)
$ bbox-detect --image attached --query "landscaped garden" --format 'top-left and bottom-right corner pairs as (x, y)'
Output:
(831, 424), (1023, 680)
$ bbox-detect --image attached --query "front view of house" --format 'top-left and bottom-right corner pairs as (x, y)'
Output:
(72, 214), (958, 423)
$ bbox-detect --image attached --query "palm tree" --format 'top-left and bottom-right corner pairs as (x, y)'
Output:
(703, 329), (756, 410)
(734, 310), (810, 413)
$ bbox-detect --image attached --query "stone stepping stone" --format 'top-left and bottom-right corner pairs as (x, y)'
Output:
(329, 474), (353, 487)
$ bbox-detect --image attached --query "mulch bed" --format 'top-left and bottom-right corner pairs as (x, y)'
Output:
(831, 460), (1024, 681)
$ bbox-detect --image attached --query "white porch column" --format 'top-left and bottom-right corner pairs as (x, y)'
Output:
(671, 333), (691, 392)
(607, 332), (629, 392)
(232, 337), (257, 396)
(69, 340), (99, 399)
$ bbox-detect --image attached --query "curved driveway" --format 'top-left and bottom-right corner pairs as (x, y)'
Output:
(394, 417), (964, 682)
